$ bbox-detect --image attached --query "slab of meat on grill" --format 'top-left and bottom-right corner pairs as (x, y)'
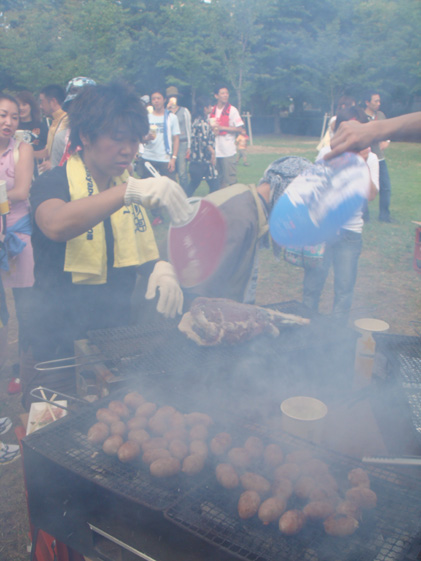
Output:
(178, 297), (310, 346)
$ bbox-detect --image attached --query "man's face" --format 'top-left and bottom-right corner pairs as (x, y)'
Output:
(151, 93), (165, 112)
(215, 88), (229, 105)
(39, 94), (53, 117)
(82, 129), (140, 180)
(366, 94), (381, 113)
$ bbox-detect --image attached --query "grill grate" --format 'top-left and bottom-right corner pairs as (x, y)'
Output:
(375, 334), (421, 438)
(23, 391), (210, 512)
(165, 429), (421, 561)
(86, 301), (325, 382)
(23, 385), (421, 561)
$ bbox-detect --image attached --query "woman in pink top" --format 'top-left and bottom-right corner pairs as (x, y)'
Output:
(0, 92), (34, 357)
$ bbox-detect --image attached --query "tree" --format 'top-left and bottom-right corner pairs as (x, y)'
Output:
(155, 0), (222, 108)
(211, 0), (263, 112)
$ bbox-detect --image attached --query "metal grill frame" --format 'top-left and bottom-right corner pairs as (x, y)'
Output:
(374, 334), (421, 439)
(165, 427), (421, 561)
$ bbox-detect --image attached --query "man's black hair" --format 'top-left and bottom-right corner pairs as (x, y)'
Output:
(150, 89), (166, 99)
(363, 90), (379, 103)
(214, 84), (229, 95)
(68, 82), (149, 151)
(40, 84), (66, 105)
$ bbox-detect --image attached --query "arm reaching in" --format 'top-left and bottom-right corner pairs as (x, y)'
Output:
(326, 112), (421, 159)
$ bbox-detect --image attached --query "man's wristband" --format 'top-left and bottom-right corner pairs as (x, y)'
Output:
(171, 155), (177, 160)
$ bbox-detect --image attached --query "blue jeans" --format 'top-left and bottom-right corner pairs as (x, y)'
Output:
(378, 159), (392, 220)
(176, 141), (189, 192)
(303, 229), (362, 323)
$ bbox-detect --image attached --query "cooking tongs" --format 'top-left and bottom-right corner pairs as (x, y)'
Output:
(362, 455), (421, 467)
(34, 353), (105, 372)
(29, 386), (91, 412)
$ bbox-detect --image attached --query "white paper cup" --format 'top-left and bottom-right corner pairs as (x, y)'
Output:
(353, 318), (389, 388)
(280, 396), (328, 444)
(0, 180), (9, 215)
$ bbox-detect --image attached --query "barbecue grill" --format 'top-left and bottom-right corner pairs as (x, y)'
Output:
(374, 334), (421, 444)
(22, 305), (421, 561)
(166, 427), (421, 561)
(23, 385), (421, 561)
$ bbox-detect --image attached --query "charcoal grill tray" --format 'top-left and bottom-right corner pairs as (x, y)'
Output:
(165, 429), (421, 561)
(86, 301), (313, 377)
(375, 334), (421, 438)
(23, 388), (213, 512)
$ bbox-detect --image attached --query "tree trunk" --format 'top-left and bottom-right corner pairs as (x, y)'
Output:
(274, 113), (281, 135)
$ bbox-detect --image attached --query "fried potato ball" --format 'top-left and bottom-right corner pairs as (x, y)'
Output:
(324, 514), (359, 536)
(215, 463), (239, 489)
(303, 500), (336, 520)
(240, 472), (271, 495)
(150, 457), (180, 477)
(279, 510), (306, 535)
(244, 436), (264, 459)
(135, 402), (157, 418)
(210, 433), (232, 456)
(348, 467), (370, 488)
(182, 454), (206, 475)
(108, 401), (130, 419)
(87, 422), (110, 444)
(258, 496), (287, 524)
(117, 441), (140, 463)
(123, 392), (146, 409)
(273, 462), (302, 482)
(238, 491), (261, 519)
(102, 435), (124, 455)
(345, 487), (377, 509)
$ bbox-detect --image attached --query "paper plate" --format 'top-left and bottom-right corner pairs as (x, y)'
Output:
(168, 198), (226, 288)
(270, 152), (370, 247)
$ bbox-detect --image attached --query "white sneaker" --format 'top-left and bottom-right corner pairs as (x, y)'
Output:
(0, 417), (12, 436)
(0, 443), (21, 465)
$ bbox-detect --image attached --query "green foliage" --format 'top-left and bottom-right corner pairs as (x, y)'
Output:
(0, 0), (419, 114)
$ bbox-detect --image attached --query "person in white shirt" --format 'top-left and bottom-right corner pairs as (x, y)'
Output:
(209, 85), (244, 188)
(166, 87), (191, 193)
(136, 89), (180, 225)
(302, 106), (379, 323)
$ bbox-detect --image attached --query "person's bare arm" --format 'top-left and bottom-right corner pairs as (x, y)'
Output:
(256, 181), (270, 204)
(208, 146), (216, 166)
(35, 183), (127, 242)
(218, 125), (244, 134)
(326, 112), (421, 159)
(35, 147), (49, 160)
(7, 143), (34, 202)
(168, 135), (179, 173)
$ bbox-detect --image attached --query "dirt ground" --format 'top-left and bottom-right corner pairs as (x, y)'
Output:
(0, 293), (29, 561)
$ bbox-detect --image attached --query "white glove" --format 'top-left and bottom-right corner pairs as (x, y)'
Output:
(145, 261), (184, 318)
(125, 176), (192, 225)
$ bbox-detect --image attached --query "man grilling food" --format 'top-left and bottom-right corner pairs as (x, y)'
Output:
(178, 157), (314, 345)
(22, 82), (190, 408)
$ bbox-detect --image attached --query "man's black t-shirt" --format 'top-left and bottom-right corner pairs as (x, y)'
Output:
(18, 118), (48, 151)
(30, 165), (138, 360)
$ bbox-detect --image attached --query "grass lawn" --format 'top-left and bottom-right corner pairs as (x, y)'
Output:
(155, 134), (421, 335)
